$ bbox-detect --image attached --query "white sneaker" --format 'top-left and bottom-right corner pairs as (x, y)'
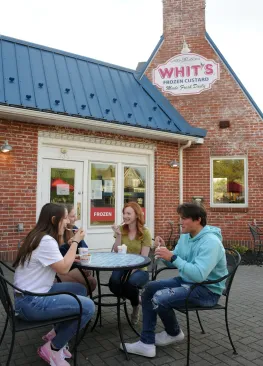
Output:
(155, 329), (184, 346)
(120, 340), (156, 357)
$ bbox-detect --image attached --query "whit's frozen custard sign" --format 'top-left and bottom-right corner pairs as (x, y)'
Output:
(153, 53), (220, 96)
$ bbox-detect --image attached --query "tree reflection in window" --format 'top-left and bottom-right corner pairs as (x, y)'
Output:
(124, 166), (146, 209)
(213, 159), (245, 204)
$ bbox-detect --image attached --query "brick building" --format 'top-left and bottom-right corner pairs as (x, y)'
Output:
(142, 0), (263, 248)
(0, 0), (262, 260)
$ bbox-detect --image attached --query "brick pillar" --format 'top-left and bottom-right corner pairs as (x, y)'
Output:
(163, 0), (206, 50)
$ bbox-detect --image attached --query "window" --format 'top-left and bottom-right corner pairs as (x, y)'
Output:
(89, 163), (116, 226)
(50, 168), (75, 204)
(211, 157), (247, 207)
(123, 166), (146, 216)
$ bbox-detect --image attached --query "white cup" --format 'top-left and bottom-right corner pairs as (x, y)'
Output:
(80, 253), (91, 264)
(121, 244), (127, 254)
(78, 247), (89, 255)
(117, 245), (123, 253)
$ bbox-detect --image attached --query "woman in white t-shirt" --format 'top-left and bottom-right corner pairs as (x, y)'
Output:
(13, 203), (95, 366)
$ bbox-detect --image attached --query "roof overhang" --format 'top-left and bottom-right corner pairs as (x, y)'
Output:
(0, 105), (204, 144)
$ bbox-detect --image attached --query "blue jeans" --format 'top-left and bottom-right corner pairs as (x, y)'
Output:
(14, 282), (95, 349)
(109, 269), (149, 306)
(140, 277), (220, 344)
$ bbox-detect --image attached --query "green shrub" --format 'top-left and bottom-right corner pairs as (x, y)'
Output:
(231, 245), (249, 255)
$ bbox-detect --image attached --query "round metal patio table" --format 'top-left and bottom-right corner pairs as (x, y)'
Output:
(75, 252), (151, 360)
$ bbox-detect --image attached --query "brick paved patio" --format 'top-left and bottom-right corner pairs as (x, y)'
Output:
(1, 264), (263, 366)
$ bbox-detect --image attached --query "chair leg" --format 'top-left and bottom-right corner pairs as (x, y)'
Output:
(225, 308), (238, 355)
(6, 330), (15, 366)
(74, 321), (91, 348)
(0, 316), (8, 346)
(195, 311), (205, 334)
(186, 310), (190, 366)
(117, 297), (129, 361)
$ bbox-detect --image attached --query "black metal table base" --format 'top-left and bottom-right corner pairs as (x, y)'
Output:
(91, 270), (140, 360)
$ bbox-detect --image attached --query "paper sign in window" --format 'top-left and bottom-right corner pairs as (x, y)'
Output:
(91, 180), (102, 199)
(104, 180), (113, 193)
(57, 184), (70, 195)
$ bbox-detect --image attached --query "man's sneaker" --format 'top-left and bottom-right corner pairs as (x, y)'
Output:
(155, 329), (184, 346)
(42, 328), (56, 342)
(120, 340), (156, 358)
(131, 305), (140, 325)
(42, 329), (72, 359)
(50, 348), (70, 366)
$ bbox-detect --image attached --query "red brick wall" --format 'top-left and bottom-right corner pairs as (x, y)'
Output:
(146, 0), (262, 248)
(0, 119), (179, 261)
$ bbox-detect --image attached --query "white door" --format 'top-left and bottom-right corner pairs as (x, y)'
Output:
(41, 159), (83, 228)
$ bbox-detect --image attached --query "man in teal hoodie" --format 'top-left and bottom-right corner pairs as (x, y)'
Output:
(121, 203), (228, 358)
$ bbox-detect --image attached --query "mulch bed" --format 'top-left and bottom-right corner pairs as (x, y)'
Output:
(240, 250), (263, 266)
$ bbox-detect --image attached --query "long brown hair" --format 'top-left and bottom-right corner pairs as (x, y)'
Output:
(13, 203), (66, 268)
(122, 202), (145, 240)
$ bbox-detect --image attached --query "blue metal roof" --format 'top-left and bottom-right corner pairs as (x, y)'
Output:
(205, 32), (263, 119)
(0, 35), (206, 138)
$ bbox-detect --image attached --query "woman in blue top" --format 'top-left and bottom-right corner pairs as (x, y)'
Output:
(57, 204), (97, 294)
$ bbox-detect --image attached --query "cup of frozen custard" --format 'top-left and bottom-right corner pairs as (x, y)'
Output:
(80, 253), (91, 264)
(121, 244), (127, 254)
(117, 245), (123, 253)
(78, 247), (89, 255)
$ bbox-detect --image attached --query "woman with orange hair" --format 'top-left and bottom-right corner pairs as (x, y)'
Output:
(109, 202), (152, 324)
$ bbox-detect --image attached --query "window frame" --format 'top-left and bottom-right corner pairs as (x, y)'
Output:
(123, 164), (148, 224)
(88, 161), (117, 227)
(210, 156), (248, 208)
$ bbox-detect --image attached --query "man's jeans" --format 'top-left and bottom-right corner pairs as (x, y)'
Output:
(140, 277), (220, 344)
(14, 282), (95, 349)
(109, 269), (149, 306)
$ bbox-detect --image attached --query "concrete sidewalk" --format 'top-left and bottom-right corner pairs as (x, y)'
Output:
(1, 265), (263, 366)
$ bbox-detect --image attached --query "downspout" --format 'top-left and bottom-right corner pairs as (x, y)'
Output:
(179, 141), (192, 204)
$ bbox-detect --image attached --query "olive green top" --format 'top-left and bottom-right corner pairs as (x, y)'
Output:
(114, 226), (152, 270)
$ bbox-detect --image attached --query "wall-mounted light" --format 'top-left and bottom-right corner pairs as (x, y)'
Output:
(169, 160), (180, 168)
(192, 196), (204, 205)
(1, 140), (12, 153)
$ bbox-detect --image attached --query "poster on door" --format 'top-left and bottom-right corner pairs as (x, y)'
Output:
(90, 207), (115, 222)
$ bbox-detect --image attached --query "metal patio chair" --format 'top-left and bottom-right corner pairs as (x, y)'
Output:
(153, 248), (241, 366)
(0, 261), (83, 366)
(248, 224), (263, 253)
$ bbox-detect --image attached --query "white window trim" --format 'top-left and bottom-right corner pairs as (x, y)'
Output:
(210, 156), (248, 208)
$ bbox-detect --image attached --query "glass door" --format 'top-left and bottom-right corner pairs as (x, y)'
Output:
(41, 159), (83, 228)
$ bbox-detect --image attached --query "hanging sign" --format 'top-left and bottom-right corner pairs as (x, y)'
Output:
(153, 53), (220, 96)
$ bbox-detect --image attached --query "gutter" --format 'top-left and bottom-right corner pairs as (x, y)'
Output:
(179, 141), (192, 204)
(0, 105), (204, 144)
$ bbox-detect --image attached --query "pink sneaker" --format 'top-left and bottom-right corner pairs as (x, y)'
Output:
(38, 341), (72, 363)
(38, 341), (52, 363)
(50, 348), (70, 366)
(42, 330), (72, 359)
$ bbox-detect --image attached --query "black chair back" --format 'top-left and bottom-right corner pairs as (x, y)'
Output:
(223, 248), (241, 297)
(248, 224), (263, 251)
(0, 267), (16, 329)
